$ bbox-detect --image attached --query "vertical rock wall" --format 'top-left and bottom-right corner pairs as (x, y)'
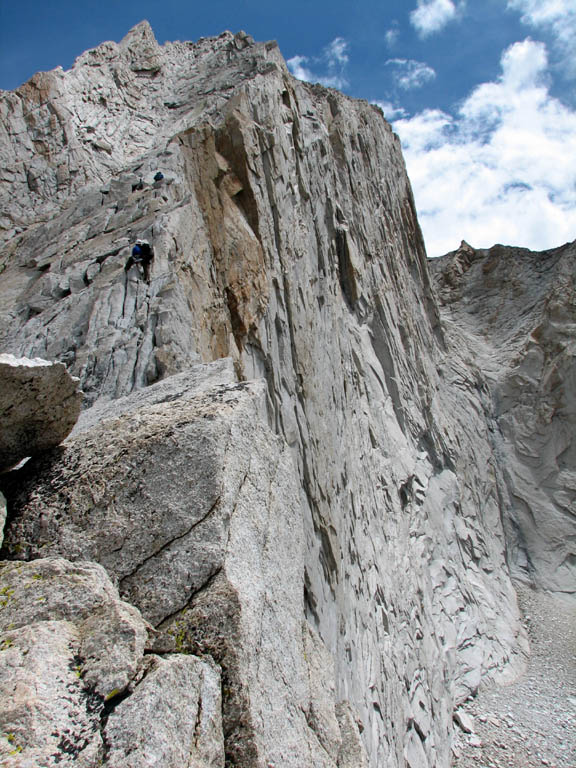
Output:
(430, 241), (576, 597)
(0, 23), (536, 768)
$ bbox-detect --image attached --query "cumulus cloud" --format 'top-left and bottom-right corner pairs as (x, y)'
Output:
(287, 38), (349, 90)
(392, 39), (576, 256)
(410, 0), (462, 37)
(286, 55), (311, 82)
(386, 59), (437, 90)
(508, 0), (576, 75)
(508, 0), (575, 28)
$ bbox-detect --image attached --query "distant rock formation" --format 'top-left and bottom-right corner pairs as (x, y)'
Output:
(0, 21), (572, 768)
(430, 240), (576, 596)
(0, 354), (82, 472)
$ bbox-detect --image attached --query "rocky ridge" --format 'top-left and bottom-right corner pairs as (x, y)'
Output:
(0, 21), (573, 768)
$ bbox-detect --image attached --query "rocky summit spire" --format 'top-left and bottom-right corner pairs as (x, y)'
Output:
(0, 23), (573, 768)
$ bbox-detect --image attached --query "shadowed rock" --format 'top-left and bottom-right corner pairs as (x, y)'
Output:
(0, 492), (5, 547)
(0, 354), (83, 472)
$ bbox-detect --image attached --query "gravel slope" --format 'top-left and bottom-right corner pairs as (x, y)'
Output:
(452, 584), (576, 768)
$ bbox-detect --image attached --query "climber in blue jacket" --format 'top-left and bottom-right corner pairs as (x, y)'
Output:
(125, 239), (154, 282)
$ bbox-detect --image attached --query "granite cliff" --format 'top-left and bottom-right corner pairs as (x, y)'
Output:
(0, 22), (573, 768)
(430, 241), (576, 599)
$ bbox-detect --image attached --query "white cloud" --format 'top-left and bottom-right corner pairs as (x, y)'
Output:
(386, 59), (437, 90)
(372, 100), (408, 120)
(287, 55), (314, 82)
(385, 23), (400, 47)
(392, 39), (576, 256)
(508, 0), (576, 75)
(325, 37), (349, 67)
(287, 38), (349, 90)
(410, 0), (462, 37)
(508, 0), (575, 27)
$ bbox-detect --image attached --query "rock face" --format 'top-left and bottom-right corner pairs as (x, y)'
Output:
(0, 20), (571, 768)
(0, 354), (82, 471)
(0, 557), (224, 767)
(1, 365), (358, 767)
(0, 492), (6, 547)
(430, 241), (576, 596)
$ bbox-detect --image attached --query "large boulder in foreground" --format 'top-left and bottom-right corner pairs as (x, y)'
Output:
(0, 557), (224, 768)
(0, 354), (83, 472)
(1, 361), (362, 767)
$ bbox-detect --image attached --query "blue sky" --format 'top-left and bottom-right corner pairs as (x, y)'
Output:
(1, 0), (576, 256)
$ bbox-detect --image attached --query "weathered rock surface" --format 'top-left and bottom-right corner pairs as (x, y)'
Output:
(0, 354), (82, 471)
(0, 23), (286, 405)
(0, 492), (5, 547)
(1, 364), (353, 766)
(0, 557), (224, 767)
(430, 241), (576, 596)
(103, 653), (224, 768)
(0, 558), (148, 699)
(0, 618), (103, 767)
(1, 20), (570, 768)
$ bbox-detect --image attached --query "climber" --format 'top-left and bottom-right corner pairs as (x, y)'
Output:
(125, 239), (154, 282)
(153, 171), (164, 182)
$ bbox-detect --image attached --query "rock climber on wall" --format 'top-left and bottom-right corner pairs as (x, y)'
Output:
(125, 239), (154, 283)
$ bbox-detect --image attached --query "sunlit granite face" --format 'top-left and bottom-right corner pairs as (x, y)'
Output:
(5, 22), (571, 768)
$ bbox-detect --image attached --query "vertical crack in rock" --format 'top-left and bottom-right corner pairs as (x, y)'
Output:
(158, 571), (259, 768)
